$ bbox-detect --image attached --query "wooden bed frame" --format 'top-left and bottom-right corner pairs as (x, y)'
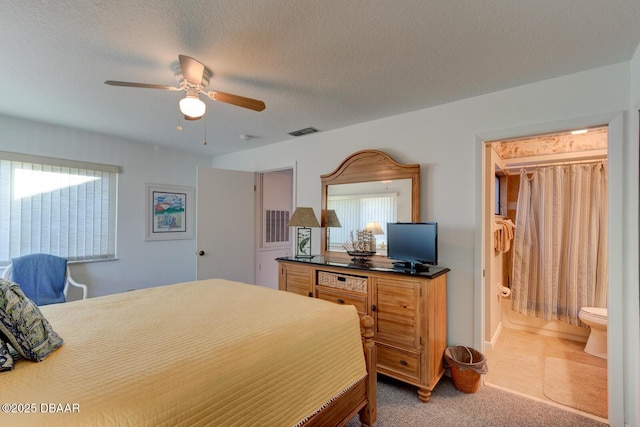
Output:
(305, 315), (377, 427)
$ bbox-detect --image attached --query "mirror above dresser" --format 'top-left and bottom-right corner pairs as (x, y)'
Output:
(320, 150), (420, 266)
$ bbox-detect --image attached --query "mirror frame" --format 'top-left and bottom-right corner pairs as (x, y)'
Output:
(321, 149), (420, 265)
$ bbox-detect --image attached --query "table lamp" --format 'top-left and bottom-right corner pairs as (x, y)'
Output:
(287, 207), (320, 258)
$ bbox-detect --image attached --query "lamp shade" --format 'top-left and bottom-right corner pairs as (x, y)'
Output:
(325, 209), (342, 227)
(179, 95), (206, 118)
(365, 221), (384, 235)
(287, 207), (320, 227)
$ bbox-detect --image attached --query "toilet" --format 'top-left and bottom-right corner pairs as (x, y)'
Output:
(578, 307), (608, 359)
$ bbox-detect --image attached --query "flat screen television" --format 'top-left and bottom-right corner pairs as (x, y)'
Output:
(387, 222), (438, 272)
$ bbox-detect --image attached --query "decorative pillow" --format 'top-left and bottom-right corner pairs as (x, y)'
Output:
(0, 337), (13, 371)
(0, 278), (63, 361)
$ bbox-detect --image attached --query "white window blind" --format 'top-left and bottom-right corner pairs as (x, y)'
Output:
(0, 151), (120, 266)
(328, 194), (397, 248)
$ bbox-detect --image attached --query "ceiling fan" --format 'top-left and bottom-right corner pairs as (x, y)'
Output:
(105, 55), (265, 120)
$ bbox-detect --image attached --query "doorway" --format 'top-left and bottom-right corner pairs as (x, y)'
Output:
(195, 166), (293, 287)
(481, 126), (609, 421)
(255, 168), (294, 289)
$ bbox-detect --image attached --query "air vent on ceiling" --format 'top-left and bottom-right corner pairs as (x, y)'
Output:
(288, 127), (320, 137)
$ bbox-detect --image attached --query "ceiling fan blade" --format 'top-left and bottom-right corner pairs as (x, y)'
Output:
(207, 91), (266, 111)
(179, 55), (205, 85)
(104, 80), (181, 91)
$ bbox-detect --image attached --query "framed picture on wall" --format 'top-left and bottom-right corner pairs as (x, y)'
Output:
(145, 183), (194, 241)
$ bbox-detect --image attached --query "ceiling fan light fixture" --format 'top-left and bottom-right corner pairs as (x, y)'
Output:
(179, 95), (206, 119)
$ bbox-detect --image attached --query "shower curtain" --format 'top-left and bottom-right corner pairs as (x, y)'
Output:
(510, 162), (607, 325)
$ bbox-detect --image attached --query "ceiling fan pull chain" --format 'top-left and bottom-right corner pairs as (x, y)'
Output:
(203, 114), (208, 146)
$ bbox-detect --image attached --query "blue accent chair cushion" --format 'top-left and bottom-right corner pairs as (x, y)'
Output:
(11, 254), (67, 306)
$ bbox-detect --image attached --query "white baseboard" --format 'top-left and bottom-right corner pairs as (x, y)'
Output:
(484, 321), (503, 350)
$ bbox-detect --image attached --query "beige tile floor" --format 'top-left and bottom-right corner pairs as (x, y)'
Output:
(483, 327), (608, 420)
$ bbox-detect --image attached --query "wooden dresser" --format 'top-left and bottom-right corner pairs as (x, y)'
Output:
(277, 256), (449, 402)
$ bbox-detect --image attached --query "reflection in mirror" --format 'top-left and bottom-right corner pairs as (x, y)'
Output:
(327, 179), (413, 255)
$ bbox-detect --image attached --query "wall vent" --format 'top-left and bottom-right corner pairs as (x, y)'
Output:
(288, 127), (320, 137)
(265, 209), (290, 244)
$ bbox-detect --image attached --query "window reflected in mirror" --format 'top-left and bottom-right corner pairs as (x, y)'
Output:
(327, 178), (413, 255)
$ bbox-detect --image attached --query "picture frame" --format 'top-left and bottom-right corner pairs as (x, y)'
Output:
(145, 183), (194, 241)
(296, 227), (312, 257)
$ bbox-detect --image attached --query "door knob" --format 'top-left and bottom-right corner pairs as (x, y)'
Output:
(198, 250), (205, 256)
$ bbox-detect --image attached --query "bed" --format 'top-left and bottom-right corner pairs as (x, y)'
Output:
(0, 278), (376, 426)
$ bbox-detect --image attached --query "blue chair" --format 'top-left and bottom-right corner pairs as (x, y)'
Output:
(0, 254), (87, 305)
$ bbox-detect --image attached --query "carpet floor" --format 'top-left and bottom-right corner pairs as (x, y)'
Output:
(346, 374), (608, 426)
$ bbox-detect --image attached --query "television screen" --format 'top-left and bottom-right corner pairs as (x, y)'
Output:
(387, 222), (438, 271)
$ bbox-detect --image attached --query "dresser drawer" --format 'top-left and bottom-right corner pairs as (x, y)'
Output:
(316, 286), (368, 316)
(376, 343), (420, 381)
(317, 271), (367, 294)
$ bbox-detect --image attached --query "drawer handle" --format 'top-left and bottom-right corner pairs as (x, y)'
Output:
(308, 292), (313, 297)
(337, 276), (346, 282)
(336, 298), (345, 304)
(400, 360), (408, 366)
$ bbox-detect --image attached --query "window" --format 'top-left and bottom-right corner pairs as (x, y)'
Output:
(328, 194), (397, 249)
(495, 175), (501, 215)
(0, 151), (120, 266)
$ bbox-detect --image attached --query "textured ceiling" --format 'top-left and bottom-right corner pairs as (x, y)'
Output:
(1, 1), (639, 156)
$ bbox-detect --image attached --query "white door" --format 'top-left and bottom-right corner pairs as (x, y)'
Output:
(196, 167), (255, 283)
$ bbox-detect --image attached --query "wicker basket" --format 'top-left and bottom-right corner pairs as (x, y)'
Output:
(444, 346), (487, 394)
(317, 271), (367, 293)
(450, 365), (481, 393)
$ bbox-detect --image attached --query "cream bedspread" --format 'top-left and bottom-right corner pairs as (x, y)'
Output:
(0, 279), (367, 426)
